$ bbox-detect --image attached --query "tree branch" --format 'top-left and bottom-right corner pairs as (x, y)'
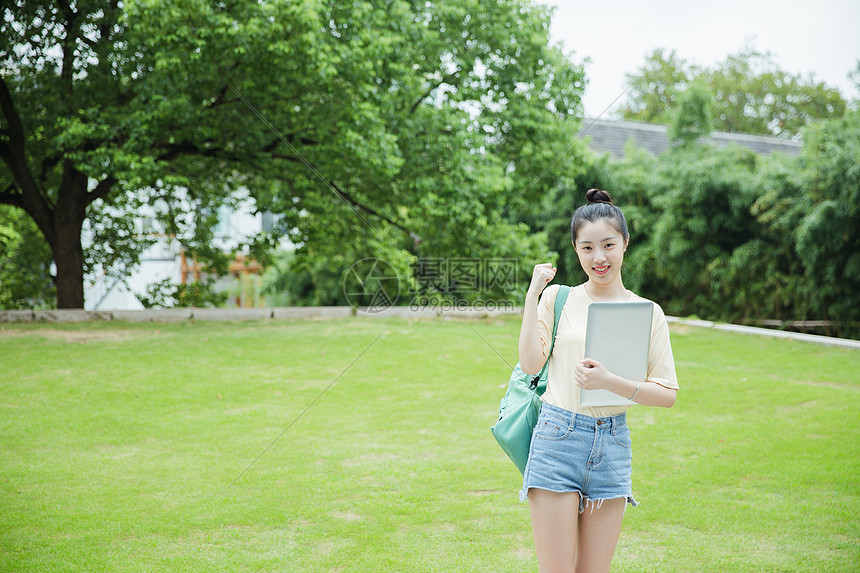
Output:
(79, 35), (100, 50)
(154, 138), (421, 242)
(0, 184), (25, 209)
(99, 0), (121, 44)
(88, 176), (117, 204)
(157, 140), (226, 162)
(159, 134), (318, 164)
(410, 80), (444, 115)
(208, 83), (231, 109)
(262, 134), (318, 153)
(409, 69), (461, 114)
(270, 154), (303, 164)
(39, 154), (63, 185)
(267, 154), (421, 244)
(262, 138), (281, 153)
(0, 77), (54, 238)
(57, 0), (79, 93)
(0, 79), (27, 151)
(329, 181), (422, 245)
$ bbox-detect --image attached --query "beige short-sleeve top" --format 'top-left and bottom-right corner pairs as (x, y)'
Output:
(536, 283), (678, 418)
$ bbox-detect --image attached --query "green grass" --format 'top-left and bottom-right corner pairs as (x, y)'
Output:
(1, 317), (858, 572)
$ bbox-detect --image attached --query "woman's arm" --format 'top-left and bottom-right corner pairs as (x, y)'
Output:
(518, 291), (545, 375)
(518, 263), (556, 375)
(574, 358), (677, 408)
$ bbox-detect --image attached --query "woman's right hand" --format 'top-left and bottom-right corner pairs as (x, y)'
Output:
(527, 263), (556, 300)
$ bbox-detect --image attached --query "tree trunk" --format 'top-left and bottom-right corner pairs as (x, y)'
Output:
(52, 161), (89, 309)
(53, 223), (86, 309)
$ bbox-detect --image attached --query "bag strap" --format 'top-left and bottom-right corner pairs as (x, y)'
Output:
(543, 284), (570, 369)
(530, 284), (570, 389)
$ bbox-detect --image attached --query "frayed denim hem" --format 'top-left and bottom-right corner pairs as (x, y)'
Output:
(581, 494), (639, 514)
(520, 488), (639, 514)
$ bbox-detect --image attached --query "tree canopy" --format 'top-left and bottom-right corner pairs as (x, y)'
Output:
(622, 48), (847, 137)
(1, 0), (586, 308)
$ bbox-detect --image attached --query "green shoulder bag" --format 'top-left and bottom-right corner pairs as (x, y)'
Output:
(491, 285), (570, 474)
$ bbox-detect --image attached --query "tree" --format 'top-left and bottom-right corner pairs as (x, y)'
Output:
(648, 144), (760, 318)
(707, 49), (846, 136)
(623, 48), (846, 137)
(0, 205), (54, 308)
(849, 60), (860, 111)
(667, 79), (713, 145)
(791, 110), (860, 335)
(709, 152), (813, 324)
(703, 111), (860, 336)
(621, 49), (692, 125)
(1, 0), (586, 309)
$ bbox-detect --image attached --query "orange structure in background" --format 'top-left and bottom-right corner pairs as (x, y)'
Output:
(180, 250), (264, 308)
(229, 254), (264, 308)
(179, 250), (202, 284)
(229, 253), (263, 276)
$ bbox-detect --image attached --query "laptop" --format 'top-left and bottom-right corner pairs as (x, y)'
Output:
(580, 302), (653, 408)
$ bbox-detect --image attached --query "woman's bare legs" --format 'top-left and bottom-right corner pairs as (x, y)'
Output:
(529, 489), (626, 573)
(575, 497), (626, 573)
(529, 489), (580, 573)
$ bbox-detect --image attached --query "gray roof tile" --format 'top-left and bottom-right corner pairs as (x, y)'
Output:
(578, 118), (802, 158)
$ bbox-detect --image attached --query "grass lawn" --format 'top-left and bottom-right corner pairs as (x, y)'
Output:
(1, 316), (858, 572)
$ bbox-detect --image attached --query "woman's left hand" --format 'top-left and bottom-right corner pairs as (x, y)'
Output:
(574, 358), (613, 390)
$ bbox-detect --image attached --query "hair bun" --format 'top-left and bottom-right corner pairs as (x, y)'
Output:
(586, 188), (613, 205)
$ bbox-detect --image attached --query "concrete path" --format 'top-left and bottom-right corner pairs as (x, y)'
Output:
(666, 317), (860, 350)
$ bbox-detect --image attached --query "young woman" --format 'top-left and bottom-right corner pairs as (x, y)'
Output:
(518, 188), (678, 573)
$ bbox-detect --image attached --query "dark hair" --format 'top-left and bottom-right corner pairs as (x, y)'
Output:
(570, 188), (629, 244)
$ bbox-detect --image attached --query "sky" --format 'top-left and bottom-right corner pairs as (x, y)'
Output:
(538, 0), (860, 118)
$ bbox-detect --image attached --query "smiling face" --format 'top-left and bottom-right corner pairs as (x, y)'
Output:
(573, 219), (628, 286)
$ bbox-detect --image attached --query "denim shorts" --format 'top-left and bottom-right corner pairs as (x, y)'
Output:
(521, 402), (639, 513)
